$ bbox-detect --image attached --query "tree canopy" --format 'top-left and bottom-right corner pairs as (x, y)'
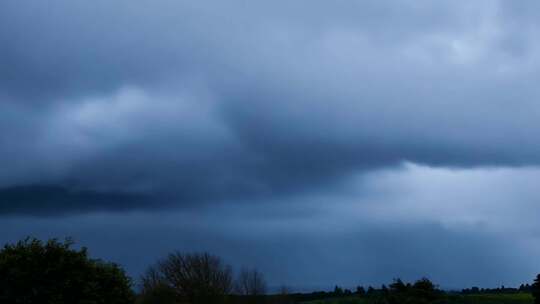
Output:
(532, 274), (540, 304)
(0, 237), (134, 304)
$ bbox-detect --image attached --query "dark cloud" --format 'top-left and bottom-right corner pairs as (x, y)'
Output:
(1, 204), (536, 289)
(0, 185), (149, 216)
(2, 0), (540, 289)
(3, 1), (540, 214)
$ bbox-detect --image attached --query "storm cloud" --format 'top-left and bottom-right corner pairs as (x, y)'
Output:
(2, 0), (540, 289)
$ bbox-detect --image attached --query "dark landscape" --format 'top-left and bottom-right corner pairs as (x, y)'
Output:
(1, 237), (540, 304)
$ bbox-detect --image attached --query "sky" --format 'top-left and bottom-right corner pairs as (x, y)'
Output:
(2, 0), (540, 291)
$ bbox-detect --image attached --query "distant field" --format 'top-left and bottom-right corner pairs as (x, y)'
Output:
(302, 293), (534, 304)
(447, 293), (533, 304)
(302, 297), (368, 304)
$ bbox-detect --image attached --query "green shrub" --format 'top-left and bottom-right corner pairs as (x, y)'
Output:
(0, 237), (135, 304)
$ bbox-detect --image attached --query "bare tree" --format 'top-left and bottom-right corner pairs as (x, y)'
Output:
(140, 266), (176, 304)
(235, 268), (267, 296)
(141, 252), (233, 304)
(141, 265), (166, 294)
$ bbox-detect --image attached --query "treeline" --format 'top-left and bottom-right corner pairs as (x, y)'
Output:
(287, 278), (442, 303)
(0, 237), (280, 304)
(461, 284), (532, 294)
(1, 237), (540, 304)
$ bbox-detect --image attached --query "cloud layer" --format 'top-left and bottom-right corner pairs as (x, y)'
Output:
(2, 1), (540, 213)
(3, 164), (540, 289)
(1, 0), (540, 288)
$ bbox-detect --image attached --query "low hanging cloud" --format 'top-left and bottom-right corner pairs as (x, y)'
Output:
(3, 164), (540, 288)
(2, 0), (540, 214)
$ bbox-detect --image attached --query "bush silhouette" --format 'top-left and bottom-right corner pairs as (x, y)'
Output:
(0, 237), (134, 304)
(533, 274), (540, 304)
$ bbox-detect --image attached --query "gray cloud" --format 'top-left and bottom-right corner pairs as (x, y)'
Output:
(3, 1), (540, 213)
(0, 185), (149, 215)
(2, 0), (540, 289)
(3, 163), (540, 288)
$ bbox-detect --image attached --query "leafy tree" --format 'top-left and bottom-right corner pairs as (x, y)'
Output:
(356, 286), (366, 296)
(0, 237), (134, 304)
(333, 285), (343, 296)
(411, 277), (439, 301)
(385, 278), (440, 304)
(413, 277), (436, 292)
(389, 279), (407, 293)
(519, 284), (531, 292)
(532, 274), (540, 304)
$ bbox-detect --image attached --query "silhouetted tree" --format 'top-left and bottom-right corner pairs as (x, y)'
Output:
(235, 268), (267, 296)
(532, 274), (540, 304)
(0, 237), (134, 304)
(356, 286), (366, 296)
(411, 277), (439, 301)
(235, 268), (267, 304)
(141, 252), (233, 304)
(519, 283), (531, 292)
(386, 277), (440, 304)
(389, 279), (407, 293)
(139, 266), (176, 304)
(413, 277), (436, 292)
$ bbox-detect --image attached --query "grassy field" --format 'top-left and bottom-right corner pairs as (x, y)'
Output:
(302, 293), (534, 304)
(302, 297), (368, 304)
(447, 293), (533, 304)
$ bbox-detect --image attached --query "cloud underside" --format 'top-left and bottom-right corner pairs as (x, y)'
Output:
(1, 0), (540, 215)
(3, 164), (540, 288)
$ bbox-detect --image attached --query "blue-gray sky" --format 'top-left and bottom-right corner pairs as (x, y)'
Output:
(2, 0), (540, 290)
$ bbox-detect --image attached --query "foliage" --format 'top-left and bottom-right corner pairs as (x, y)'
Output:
(2, 237), (538, 304)
(356, 287), (366, 296)
(533, 273), (540, 304)
(0, 237), (134, 304)
(384, 278), (440, 304)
